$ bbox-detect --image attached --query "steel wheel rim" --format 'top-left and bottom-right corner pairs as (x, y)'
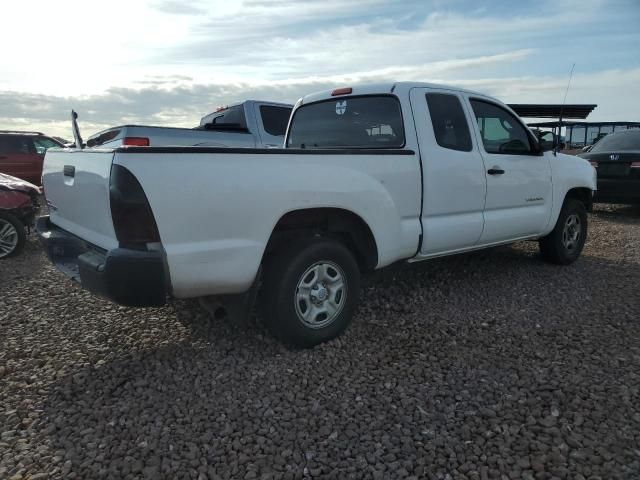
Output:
(294, 260), (347, 329)
(562, 214), (582, 252)
(0, 219), (19, 258)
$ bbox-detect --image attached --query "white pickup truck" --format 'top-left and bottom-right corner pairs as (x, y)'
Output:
(84, 100), (292, 148)
(38, 82), (596, 347)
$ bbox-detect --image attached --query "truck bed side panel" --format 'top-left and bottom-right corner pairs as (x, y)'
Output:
(100, 126), (257, 149)
(113, 150), (422, 297)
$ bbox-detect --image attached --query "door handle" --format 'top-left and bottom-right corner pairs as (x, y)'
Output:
(0, 155), (7, 159)
(63, 165), (75, 177)
(487, 168), (505, 175)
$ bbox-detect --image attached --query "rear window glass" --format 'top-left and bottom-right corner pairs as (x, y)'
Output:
(590, 130), (640, 153)
(201, 105), (247, 131)
(87, 129), (121, 147)
(287, 95), (405, 149)
(260, 106), (292, 136)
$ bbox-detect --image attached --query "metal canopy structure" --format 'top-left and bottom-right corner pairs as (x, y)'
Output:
(527, 120), (640, 128)
(507, 104), (597, 119)
(527, 121), (640, 148)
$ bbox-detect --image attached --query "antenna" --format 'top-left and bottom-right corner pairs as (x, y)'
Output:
(556, 63), (575, 154)
(71, 110), (84, 149)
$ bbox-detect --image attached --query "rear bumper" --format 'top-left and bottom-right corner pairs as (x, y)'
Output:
(36, 216), (167, 307)
(595, 178), (640, 204)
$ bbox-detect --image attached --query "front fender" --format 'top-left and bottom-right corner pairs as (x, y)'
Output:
(544, 153), (597, 234)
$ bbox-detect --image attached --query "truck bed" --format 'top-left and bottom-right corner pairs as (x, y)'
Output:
(86, 125), (256, 149)
(42, 145), (422, 298)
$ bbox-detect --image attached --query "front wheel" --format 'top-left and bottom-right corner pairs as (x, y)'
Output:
(539, 198), (587, 265)
(0, 212), (26, 259)
(261, 238), (361, 348)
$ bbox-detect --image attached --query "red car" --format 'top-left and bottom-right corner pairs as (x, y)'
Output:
(0, 173), (40, 258)
(0, 130), (64, 185)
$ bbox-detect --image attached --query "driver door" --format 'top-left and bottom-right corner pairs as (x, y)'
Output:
(465, 97), (552, 244)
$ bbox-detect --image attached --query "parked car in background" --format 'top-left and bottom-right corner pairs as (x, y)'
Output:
(38, 82), (596, 347)
(0, 131), (64, 185)
(581, 133), (608, 153)
(85, 100), (293, 148)
(0, 173), (40, 259)
(579, 129), (640, 204)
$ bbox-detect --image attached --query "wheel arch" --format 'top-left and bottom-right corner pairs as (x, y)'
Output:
(264, 207), (379, 272)
(565, 187), (593, 213)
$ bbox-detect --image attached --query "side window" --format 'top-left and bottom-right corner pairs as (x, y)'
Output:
(426, 93), (472, 152)
(470, 99), (533, 154)
(32, 137), (60, 155)
(0, 136), (10, 154)
(0, 136), (31, 154)
(260, 106), (292, 137)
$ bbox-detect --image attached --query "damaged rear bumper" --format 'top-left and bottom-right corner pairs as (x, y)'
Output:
(36, 216), (167, 307)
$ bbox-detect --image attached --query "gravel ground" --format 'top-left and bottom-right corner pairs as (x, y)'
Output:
(1, 204), (639, 480)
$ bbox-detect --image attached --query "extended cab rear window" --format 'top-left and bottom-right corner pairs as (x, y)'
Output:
(287, 95), (405, 149)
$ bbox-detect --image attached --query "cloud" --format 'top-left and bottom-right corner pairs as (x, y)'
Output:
(151, 0), (207, 15)
(2, 66), (639, 138)
(0, 0), (638, 137)
(154, 0), (619, 81)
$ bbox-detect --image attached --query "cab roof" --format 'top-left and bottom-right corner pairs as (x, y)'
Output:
(297, 81), (492, 106)
(0, 130), (45, 136)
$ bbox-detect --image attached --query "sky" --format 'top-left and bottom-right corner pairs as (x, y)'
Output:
(1, 0), (639, 139)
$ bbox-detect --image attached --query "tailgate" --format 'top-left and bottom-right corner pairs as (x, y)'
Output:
(42, 149), (118, 250)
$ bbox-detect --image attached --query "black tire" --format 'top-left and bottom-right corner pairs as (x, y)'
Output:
(539, 198), (587, 265)
(0, 211), (26, 259)
(260, 237), (361, 348)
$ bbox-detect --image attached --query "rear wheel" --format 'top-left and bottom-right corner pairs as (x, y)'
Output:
(539, 198), (587, 265)
(261, 237), (361, 347)
(0, 212), (26, 259)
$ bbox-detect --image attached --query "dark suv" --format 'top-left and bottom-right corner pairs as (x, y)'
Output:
(0, 131), (63, 185)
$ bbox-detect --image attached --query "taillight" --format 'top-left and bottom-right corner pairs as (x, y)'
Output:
(331, 87), (352, 96)
(109, 165), (160, 245)
(589, 161), (598, 168)
(631, 162), (640, 169)
(122, 137), (150, 146)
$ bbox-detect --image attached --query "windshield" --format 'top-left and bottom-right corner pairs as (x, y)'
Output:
(287, 95), (405, 149)
(590, 130), (640, 153)
(33, 137), (61, 154)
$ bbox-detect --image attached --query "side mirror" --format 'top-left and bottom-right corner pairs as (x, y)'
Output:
(540, 139), (555, 152)
(536, 131), (556, 152)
